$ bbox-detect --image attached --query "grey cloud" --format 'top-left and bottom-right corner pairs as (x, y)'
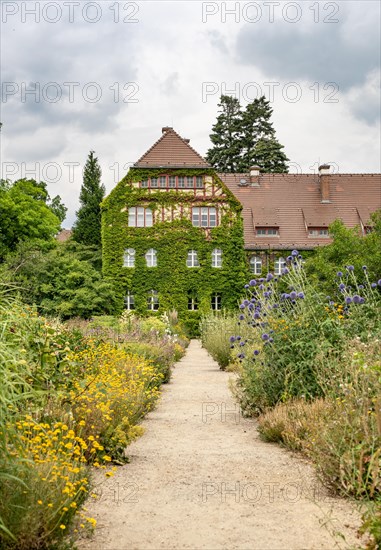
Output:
(207, 30), (228, 55)
(160, 73), (179, 95)
(235, 11), (380, 91)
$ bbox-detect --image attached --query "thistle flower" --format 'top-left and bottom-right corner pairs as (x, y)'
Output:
(346, 265), (354, 272)
(249, 280), (257, 286)
(266, 273), (274, 281)
(253, 350), (260, 356)
(229, 336), (236, 343)
(290, 291), (297, 300)
(362, 265), (367, 270)
(262, 333), (269, 341)
(339, 283), (345, 291)
(371, 283), (377, 288)
(291, 250), (299, 256)
(298, 292), (305, 299)
(336, 271), (343, 277)
(352, 295), (361, 304)
(345, 296), (352, 304)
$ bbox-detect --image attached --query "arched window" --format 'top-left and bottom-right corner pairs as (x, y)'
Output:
(250, 256), (262, 275)
(124, 291), (135, 310)
(211, 248), (222, 268)
(147, 290), (159, 311)
(274, 257), (286, 275)
(123, 248), (135, 267)
(211, 293), (222, 310)
(186, 250), (199, 267)
(145, 248), (157, 267)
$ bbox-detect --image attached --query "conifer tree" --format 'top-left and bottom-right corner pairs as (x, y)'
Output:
(72, 151), (105, 246)
(206, 95), (289, 173)
(205, 95), (243, 173)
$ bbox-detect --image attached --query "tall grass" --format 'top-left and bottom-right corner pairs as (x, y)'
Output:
(200, 311), (241, 369)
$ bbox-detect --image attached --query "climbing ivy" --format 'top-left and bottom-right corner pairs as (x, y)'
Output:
(102, 168), (248, 335)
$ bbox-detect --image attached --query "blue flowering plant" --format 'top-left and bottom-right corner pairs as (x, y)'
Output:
(232, 251), (381, 414)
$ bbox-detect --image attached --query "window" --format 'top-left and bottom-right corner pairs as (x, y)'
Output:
(147, 290), (159, 311)
(188, 292), (198, 311)
(274, 257), (286, 275)
(250, 256), (262, 275)
(178, 176), (185, 188)
(128, 207), (153, 227)
(192, 207), (217, 228)
(123, 248), (135, 267)
(124, 291), (135, 310)
(145, 248), (157, 267)
(159, 176), (167, 188)
(308, 228), (329, 237)
(169, 176), (176, 188)
(141, 180), (148, 188)
(186, 176), (194, 188)
(256, 227), (279, 236)
(186, 250), (200, 267)
(150, 178), (158, 188)
(196, 176), (203, 188)
(211, 293), (222, 311)
(212, 248), (222, 268)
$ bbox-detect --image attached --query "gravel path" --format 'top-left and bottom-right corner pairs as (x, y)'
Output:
(79, 340), (363, 550)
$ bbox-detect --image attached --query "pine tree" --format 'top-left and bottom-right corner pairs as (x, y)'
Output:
(205, 95), (243, 173)
(239, 97), (289, 173)
(206, 95), (289, 173)
(72, 151), (105, 246)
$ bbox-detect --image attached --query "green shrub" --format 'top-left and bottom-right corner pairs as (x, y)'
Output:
(200, 311), (241, 369)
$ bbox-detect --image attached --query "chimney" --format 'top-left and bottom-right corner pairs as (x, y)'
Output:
(162, 126), (173, 134)
(319, 164), (331, 203)
(249, 165), (260, 186)
(183, 138), (190, 144)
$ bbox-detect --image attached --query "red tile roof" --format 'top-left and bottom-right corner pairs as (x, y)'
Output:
(219, 173), (381, 250)
(56, 229), (72, 242)
(135, 127), (210, 168)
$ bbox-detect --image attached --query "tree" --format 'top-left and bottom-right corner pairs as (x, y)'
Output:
(239, 97), (289, 172)
(0, 179), (65, 260)
(206, 95), (289, 173)
(72, 151), (105, 246)
(205, 95), (243, 173)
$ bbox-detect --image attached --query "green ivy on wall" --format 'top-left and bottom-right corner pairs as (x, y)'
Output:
(102, 168), (248, 335)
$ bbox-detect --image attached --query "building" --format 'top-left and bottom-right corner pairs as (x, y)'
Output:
(102, 127), (381, 325)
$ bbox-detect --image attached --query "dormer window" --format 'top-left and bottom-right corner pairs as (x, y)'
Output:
(308, 228), (329, 237)
(256, 227), (279, 236)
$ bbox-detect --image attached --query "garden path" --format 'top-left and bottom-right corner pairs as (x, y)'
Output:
(79, 340), (362, 550)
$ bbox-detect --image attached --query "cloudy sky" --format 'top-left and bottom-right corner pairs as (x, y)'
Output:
(1, 0), (380, 226)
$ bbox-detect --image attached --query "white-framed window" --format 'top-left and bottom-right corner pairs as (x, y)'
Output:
(168, 176), (176, 188)
(211, 293), (222, 311)
(124, 291), (135, 310)
(250, 256), (262, 275)
(186, 250), (200, 267)
(212, 248), (222, 268)
(178, 176), (185, 188)
(186, 176), (194, 188)
(188, 292), (198, 311)
(147, 290), (159, 311)
(196, 176), (203, 188)
(308, 228), (329, 237)
(145, 248), (157, 267)
(159, 176), (167, 188)
(150, 177), (158, 188)
(192, 207), (217, 228)
(128, 207), (153, 227)
(256, 227), (279, 236)
(141, 180), (148, 188)
(123, 248), (135, 267)
(274, 257), (286, 275)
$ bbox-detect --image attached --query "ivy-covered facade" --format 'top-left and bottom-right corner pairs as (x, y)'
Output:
(102, 129), (248, 332)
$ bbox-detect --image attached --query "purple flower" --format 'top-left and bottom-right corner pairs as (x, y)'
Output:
(371, 283), (377, 288)
(282, 267), (289, 275)
(287, 255), (293, 261)
(239, 304), (245, 309)
(259, 284), (264, 290)
(238, 353), (245, 359)
(266, 273), (274, 281)
(253, 350), (260, 356)
(298, 292), (305, 299)
(239, 341), (245, 347)
(249, 279), (257, 286)
(291, 249), (299, 256)
(262, 333), (269, 341)
(269, 337), (274, 343)
(259, 278), (265, 282)
(243, 299), (249, 306)
(339, 283), (345, 291)
(360, 297), (365, 304)
(284, 293), (290, 299)
(345, 296), (352, 304)
(362, 266), (367, 271)
(378, 280), (381, 287)
(329, 300), (334, 305)
(229, 336), (236, 343)
(346, 265), (354, 272)
(273, 303), (279, 309)
(239, 314), (245, 320)
(244, 284), (249, 289)
(358, 285), (364, 290)
(290, 291), (297, 300)
(253, 312), (260, 319)
(353, 295), (361, 304)
(336, 271), (343, 277)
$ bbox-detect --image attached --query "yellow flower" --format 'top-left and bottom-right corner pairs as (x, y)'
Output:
(60, 524), (66, 530)
(37, 500), (43, 505)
